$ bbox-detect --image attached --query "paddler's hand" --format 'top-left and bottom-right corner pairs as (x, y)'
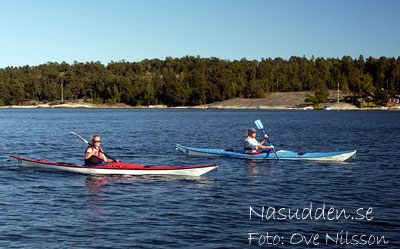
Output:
(264, 134), (269, 139)
(114, 159), (119, 162)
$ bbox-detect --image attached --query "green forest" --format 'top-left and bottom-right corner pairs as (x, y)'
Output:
(0, 55), (399, 106)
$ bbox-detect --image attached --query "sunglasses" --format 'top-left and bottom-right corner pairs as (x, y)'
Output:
(93, 140), (101, 143)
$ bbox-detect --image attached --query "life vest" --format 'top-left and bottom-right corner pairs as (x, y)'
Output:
(85, 145), (103, 159)
(85, 145), (104, 165)
(244, 137), (259, 154)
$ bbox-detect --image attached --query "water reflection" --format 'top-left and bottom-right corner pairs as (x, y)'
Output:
(83, 175), (108, 229)
(85, 175), (108, 190)
(244, 160), (275, 175)
(85, 174), (217, 188)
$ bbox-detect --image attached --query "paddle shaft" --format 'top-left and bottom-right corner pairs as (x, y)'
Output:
(260, 129), (279, 159)
(69, 131), (117, 161)
(254, 120), (280, 160)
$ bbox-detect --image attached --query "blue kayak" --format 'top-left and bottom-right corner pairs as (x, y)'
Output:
(176, 144), (357, 161)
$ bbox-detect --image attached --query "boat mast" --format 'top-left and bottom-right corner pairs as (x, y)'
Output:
(337, 81), (340, 103)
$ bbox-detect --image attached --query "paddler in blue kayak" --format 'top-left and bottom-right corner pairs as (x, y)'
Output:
(85, 134), (118, 165)
(244, 128), (274, 154)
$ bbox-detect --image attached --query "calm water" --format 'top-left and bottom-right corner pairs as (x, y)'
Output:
(0, 109), (399, 248)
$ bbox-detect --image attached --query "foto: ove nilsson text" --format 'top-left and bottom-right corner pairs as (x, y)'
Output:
(248, 203), (389, 246)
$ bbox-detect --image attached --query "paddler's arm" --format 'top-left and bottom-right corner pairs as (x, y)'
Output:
(101, 152), (119, 163)
(85, 147), (96, 159)
(259, 134), (268, 145)
(257, 134), (274, 149)
(258, 144), (274, 149)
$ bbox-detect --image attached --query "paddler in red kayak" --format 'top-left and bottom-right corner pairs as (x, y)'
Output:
(244, 128), (274, 154)
(85, 134), (118, 165)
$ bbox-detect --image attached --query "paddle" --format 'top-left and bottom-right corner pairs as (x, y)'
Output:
(254, 120), (279, 159)
(69, 131), (117, 161)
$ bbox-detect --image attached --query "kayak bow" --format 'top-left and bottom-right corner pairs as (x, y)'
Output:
(176, 144), (356, 161)
(10, 155), (218, 176)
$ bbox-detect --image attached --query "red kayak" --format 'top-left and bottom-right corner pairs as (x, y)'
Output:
(10, 155), (218, 176)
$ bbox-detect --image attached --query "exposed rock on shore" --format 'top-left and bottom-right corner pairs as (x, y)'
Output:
(195, 91), (349, 110)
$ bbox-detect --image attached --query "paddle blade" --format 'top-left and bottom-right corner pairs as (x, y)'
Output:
(254, 120), (264, 130)
(69, 131), (89, 144)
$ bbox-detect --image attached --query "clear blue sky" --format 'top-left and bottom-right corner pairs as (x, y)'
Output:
(1, 0), (399, 68)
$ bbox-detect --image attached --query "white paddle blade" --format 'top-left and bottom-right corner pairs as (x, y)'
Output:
(254, 120), (264, 130)
(69, 131), (89, 144)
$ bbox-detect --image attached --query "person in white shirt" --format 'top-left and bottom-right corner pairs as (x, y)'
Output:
(244, 128), (274, 154)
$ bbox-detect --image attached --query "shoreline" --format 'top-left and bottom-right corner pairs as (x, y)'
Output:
(1, 91), (399, 111)
(0, 103), (134, 109)
(1, 102), (399, 111)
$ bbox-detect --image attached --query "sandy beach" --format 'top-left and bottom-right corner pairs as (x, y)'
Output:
(0, 99), (134, 109)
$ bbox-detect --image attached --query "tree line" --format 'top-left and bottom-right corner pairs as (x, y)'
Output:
(0, 55), (399, 106)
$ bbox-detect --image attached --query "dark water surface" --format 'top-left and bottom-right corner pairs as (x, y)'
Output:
(0, 109), (399, 248)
